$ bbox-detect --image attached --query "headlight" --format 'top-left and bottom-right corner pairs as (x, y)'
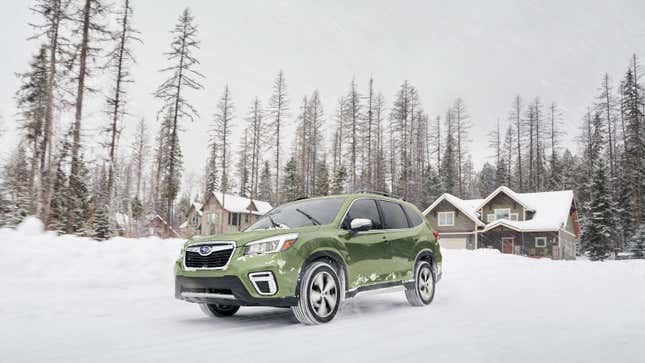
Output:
(244, 233), (299, 255)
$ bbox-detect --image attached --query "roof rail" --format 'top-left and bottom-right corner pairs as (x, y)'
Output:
(354, 190), (402, 199)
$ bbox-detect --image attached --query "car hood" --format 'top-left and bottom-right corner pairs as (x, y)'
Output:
(185, 225), (322, 247)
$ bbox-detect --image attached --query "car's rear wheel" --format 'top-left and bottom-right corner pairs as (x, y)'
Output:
(199, 303), (240, 317)
(291, 261), (342, 325)
(405, 260), (435, 306)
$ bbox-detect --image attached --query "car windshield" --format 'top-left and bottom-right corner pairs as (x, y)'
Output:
(245, 197), (346, 231)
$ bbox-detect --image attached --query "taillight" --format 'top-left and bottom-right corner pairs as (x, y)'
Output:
(433, 230), (440, 240)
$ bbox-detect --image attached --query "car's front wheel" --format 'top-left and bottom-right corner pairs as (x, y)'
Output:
(291, 261), (342, 325)
(199, 303), (240, 317)
(405, 260), (435, 306)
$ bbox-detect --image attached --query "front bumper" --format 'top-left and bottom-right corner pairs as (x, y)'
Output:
(174, 246), (302, 307)
(175, 276), (298, 307)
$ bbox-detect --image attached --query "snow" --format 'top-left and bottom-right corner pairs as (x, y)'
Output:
(424, 194), (485, 226)
(426, 187), (576, 232)
(1, 222), (644, 363)
(483, 190), (575, 232)
(211, 191), (273, 215)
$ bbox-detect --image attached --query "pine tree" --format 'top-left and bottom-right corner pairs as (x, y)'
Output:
(452, 98), (471, 196)
(154, 8), (204, 224)
(29, 0), (74, 220)
(621, 56), (644, 227)
(104, 0), (140, 199)
(70, 154), (94, 236)
(246, 97), (263, 199)
(267, 70), (289, 204)
(130, 118), (148, 200)
(583, 115), (615, 260)
(479, 162), (497, 197)
(547, 102), (564, 190)
(212, 85), (235, 194)
(344, 78), (362, 191)
(93, 204), (111, 240)
(282, 158), (301, 202)
(2, 145), (32, 227)
(420, 165), (442, 209)
(584, 156), (615, 261)
(258, 161), (273, 203)
(237, 128), (250, 197)
(314, 158), (330, 197)
(441, 112), (458, 195)
(66, 0), (110, 234)
(628, 225), (645, 258)
(15, 45), (49, 213)
(330, 165), (348, 195)
(204, 141), (218, 196)
(509, 95), (524, 191)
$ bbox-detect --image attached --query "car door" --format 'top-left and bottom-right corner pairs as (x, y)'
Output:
(340, 198), (391, 289)
(377, 200), (417, 278)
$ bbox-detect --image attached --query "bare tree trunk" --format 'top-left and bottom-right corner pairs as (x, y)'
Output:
(40, 0), (63, 222)
(107, 0), (131, 199)
(66, 0), (91, 233)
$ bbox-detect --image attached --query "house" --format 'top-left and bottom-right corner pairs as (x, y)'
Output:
(145, 214), (181, 239)
(178, 202), (202, 238)
(200, 191), (273, 236)
(423, 186), (580, 260)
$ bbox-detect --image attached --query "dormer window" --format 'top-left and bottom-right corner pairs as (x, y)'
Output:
(495, 208), (510, 220)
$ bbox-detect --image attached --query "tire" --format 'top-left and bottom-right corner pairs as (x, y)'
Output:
(291, 261), (343, 325)
(405, 260), (435, 306)
(199, 303), (240, 317)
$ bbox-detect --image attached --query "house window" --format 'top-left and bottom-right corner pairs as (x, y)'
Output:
(510, 213), (518, 221)
(438, 212), (455, 226)
(535, 237), (547, 248)
(495, 208), (511, 220)
(245, 214), (251, 223)
(228, 213), (240, 226)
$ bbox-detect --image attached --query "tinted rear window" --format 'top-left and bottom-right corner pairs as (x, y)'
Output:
(342, 199), (382, 230)
(402, 204), (424, 227)
(378, 200), (409, 229)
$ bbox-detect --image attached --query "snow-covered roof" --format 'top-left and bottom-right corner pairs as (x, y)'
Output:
(206, 191), (273, 216)
(475, 186), (535, 212)
(423, 193), (486, 227)
(482, 190), (575, 232)
(424, 188), (575, 233)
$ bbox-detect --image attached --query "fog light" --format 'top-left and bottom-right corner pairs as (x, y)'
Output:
(249, 272), (278, 296)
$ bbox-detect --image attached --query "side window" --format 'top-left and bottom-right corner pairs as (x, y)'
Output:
(402, 204), (424, 227)
(342, 199), (382, 230)
(378, 200), (409, 229)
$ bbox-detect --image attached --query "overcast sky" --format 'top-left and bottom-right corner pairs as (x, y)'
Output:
(1, 0), (645, 183)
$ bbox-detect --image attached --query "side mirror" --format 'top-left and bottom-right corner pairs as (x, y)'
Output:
(350, 218), (372, 234)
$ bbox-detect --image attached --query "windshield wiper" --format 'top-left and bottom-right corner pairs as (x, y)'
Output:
(267, 214), (280, 228)
(295, 208), (321, 226)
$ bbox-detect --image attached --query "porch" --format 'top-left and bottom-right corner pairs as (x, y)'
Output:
(478, 226), (561, 259)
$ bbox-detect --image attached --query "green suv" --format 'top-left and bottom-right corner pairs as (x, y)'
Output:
(174, 193), (442, 325)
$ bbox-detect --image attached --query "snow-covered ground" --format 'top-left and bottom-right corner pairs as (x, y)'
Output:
(1, 218), (644, 363)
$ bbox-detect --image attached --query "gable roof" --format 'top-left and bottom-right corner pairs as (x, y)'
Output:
(205, 191), (273, 216)
(475, 186), (535, 212)
(424, 187), (575, 233)
(481, 190), (574, 232)
(423, 193), (486, 227)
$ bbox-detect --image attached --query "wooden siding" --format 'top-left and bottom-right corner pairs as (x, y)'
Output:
(426, 199), (477, 233)
(480, 226), (561, 258)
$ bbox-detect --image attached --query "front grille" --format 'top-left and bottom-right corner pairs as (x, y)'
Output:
(185, 245), (234, 268)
